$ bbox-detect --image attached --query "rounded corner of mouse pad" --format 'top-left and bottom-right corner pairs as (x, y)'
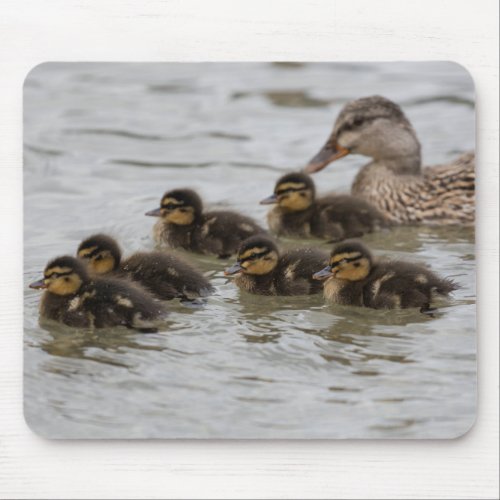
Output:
(23, 61), (476, 440)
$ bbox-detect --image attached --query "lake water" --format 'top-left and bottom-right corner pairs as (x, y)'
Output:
(23, 62), (476, 439)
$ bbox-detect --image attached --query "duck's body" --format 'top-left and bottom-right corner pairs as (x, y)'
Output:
(77, 234), (213, 301)
(122, 251), (213, 300)
(225, 236), (327, 296)
(147, 189), (266, 258)
(313, 241), (458, 311)
(306, 96), (475, 226)
(153, 210), (265, 258)
(262, 172), (389, 241)
(351, 152), (475, 226)
(30, 256), (166, 331)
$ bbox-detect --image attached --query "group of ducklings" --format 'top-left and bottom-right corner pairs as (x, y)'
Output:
(30, 96), (474, 332)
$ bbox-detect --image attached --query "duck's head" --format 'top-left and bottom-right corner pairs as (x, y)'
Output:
(77, 234), (122, 274)
(260, 172), (315, 212)
(29, 256), (89, 295)
(225, 236), (279, 276)
(146, 189), (202, 225)
(313, 240), (372, 281)
(305, 95), (420, 173)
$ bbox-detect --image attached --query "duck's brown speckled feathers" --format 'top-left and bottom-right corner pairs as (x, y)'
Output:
(265, 172), (389, 241)
(316, 240), (459, 310)
(306, 95), (475, 226)
(227, 236), (328, 296)
(362, 260), (458, 309)
(33, 256), (166, 331)
(77, 234), (213, 301)
(148, 189), (266, 258)
(122, 251), (213, 300)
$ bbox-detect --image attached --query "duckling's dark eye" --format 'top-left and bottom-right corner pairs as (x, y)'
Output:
(353, 262), (360, 267)
(299, 192), (306, 197)
(94, 255), (103, 261)
(250, 253), (257, 259)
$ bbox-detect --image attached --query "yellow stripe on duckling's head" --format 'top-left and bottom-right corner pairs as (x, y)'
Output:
(77, 234), (122, 275)
(329, 240), (372, 282)
(272, 172), (315, 212)
(235, 236), (280, 276)
(39, 256), (89, 296)
(158, 189), (203, 225)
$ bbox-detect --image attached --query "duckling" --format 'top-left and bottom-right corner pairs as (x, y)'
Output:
(146, 189), (266, 258)
(77, 234), (214, 302)
(29, 256), (166, 332)
(313, 240), (459, 311)
(224, 235), (328, 296)
(305, 95), (475, 226)
(260, 171), (389, 241)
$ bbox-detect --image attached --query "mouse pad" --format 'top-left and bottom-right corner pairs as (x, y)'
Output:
(24, 62), (476, 439)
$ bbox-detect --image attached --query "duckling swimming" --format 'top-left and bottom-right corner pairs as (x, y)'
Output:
(224, 235), (328, 296)
(146, 189), (266, 258)
(261, 172), (389, 241)
(313, 240), (458, 311)
(305, 95), (475, 226)
(77, 234), (214, 302)
(29, 256), (166, 331)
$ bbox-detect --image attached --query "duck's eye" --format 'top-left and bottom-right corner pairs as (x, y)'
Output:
(299, 192), (306, 197)
(353, 117), (364, 127)
(250, 253), (257, 259)
(162, 203), (177, 210)
(353, 262), (360, 267)
(94, 254), (103, 261)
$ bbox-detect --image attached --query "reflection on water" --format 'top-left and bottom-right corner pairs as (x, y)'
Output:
(24, 62), (475, 439)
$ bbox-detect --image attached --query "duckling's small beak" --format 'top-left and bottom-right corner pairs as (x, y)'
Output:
(224, 262), (243, 276)
(305, 140), (350, 173)
(145, 208), (162, 217)
(29, 278), (47, 289)
(259, 194), (278, 205)
(312, 266), (334, 280)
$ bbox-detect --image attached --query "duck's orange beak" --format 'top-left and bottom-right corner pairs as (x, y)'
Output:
(305, 140), (350, 173)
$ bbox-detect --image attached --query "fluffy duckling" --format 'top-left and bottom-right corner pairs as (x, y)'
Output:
(29, 256), (166, 331)
(313, 240), (458, 311)
(305, 95), (475, 226)
(77, 234), (214, 302)
(146, 189), (266, 258)
(224, 235), (328, 295)
(261, 171), (389, 241)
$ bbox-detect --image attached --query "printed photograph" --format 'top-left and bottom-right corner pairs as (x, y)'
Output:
(24, 62), (476, 438)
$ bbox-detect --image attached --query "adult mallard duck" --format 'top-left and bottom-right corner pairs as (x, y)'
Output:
(260, 171), (389, 241)
(146, 189), (266, 258)
(29, 256), (167, 332)
(313, 240), (459, 311)
(305, 95), (475, 226)
(224, 235), (328, 296)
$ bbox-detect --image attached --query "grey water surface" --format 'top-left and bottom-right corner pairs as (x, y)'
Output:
(24, 62), (476, 438)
